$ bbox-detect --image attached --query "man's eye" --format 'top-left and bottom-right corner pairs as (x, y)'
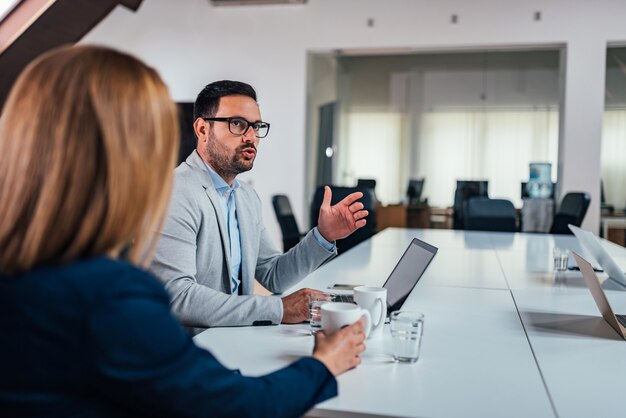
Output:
(231, 119), (244, 127)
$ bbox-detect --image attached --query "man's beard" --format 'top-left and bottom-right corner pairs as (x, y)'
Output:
(205, 132), (256, 180)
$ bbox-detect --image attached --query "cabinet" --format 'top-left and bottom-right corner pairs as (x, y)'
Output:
(376, 204), (432, 231)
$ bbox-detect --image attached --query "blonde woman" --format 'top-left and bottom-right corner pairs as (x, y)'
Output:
(0, 45), (365, 417)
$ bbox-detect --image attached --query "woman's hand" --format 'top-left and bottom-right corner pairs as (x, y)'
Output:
(312, 317), (367, 376)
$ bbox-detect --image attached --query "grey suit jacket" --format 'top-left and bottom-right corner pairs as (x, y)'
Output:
(149, 151), (335, 333)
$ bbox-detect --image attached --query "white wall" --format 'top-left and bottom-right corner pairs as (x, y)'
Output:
(83, 0), (626, 241)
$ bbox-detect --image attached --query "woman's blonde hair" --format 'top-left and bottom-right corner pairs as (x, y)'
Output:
(0, 45), (179, 274)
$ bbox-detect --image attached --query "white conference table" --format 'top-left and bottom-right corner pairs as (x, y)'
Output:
(194, 228), (626, 418)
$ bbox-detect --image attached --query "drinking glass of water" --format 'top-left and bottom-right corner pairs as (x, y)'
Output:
(390, 311), (424, 363)
(553, 247), (570, 271)
(308, 294), (330, 334)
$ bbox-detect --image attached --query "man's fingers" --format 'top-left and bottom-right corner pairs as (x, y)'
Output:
(349, 202), (364, 213)
(353, 210), (368, 220)
(321, 185), (332, 208)
(304, 288), (331, 301)
(337, 191), (363, 207)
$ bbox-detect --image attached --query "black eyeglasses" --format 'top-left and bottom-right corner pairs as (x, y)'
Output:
(203, 117), (270, 138)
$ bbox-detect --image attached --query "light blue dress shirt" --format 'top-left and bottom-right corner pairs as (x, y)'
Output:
(204, 164), (242, 294)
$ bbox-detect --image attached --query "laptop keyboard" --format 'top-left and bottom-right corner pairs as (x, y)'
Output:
(332, 294), (355, 303)
(616, 315), (626, 328)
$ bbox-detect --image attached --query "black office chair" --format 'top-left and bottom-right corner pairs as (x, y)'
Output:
(407, 178), (425, 205)
(453, 180), (489, 230)
(272, 195), (305, 252)
(310, 185), (377, 255)
(356, 178), (377, 191)
(176, 102), (197, 164)
(549, 192), (591, 234)
(356, 178), (379, 205)
(464, 197), (517, 232)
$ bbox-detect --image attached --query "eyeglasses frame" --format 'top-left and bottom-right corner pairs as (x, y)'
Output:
(203, 117), (270, 138)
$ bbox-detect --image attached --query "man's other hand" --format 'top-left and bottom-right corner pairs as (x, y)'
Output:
(317, 186), (368, 243)
(281, 288), (329, 324)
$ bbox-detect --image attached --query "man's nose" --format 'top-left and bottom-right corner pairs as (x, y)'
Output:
(241, 127), (257, 142)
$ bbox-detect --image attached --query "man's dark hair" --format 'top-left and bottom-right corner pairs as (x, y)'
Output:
(193, 80), (257, 121)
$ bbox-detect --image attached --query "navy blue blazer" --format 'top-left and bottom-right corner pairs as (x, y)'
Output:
(0, 257), (337, 417)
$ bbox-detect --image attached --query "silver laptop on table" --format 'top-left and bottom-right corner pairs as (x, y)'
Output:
(573, 252), (626, 339)
(569, 225), (626, 288)
(332, 237), (438, 313)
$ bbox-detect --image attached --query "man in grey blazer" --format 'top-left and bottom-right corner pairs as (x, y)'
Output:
(149, 80), (368, 333)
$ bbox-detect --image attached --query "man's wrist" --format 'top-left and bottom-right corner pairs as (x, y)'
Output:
(313, 227), (336, 252)
(277, 295), (284, 323)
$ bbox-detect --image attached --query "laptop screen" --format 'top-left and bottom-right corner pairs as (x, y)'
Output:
(569, 225), (626, 286)
(384, 238), (438, 311)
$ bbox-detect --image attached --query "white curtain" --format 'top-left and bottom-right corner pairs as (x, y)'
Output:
(337, 108), (559, 208)
(602, 110), (626, 209)
(339, 111), (405, 204)
(416, 109), (559, 208)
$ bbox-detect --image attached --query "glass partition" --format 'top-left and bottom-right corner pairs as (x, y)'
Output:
(307, 49), (561, 209)
(603, 47), (626, 213)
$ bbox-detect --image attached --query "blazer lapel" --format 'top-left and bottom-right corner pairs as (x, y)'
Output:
(185, 152), (232, 293)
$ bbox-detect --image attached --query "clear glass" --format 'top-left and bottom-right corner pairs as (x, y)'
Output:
(390, 311), (424, 363)
(553, 247), (570, 271)
(308, 294), (330, 333)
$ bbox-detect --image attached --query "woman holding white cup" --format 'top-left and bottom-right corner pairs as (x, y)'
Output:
(321, 303), (373, 337)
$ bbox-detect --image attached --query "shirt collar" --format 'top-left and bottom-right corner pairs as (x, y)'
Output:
(203, 162), (240, 192)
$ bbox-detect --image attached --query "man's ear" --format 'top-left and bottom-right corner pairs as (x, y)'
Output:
(193, 117), (208, 143)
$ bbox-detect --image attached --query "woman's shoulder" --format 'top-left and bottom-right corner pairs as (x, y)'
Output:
(65, 257), (168, 301)
(72, 257), (154, 279)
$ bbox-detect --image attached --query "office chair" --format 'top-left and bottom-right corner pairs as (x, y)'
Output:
(176, 102), (197, 164)
(549, 192), (591, 234)
(407, 178), (425, 205)
(272, 195), (305, 252)
(453, 180), (489, 230)
(356, 178), (377, 191)
(310, 185), (377, 255)
(464, 197), (517, 232)
(356, 178), (380, 205)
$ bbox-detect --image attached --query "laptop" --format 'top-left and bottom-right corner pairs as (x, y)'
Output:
(569, 225), (626, 288)
(573, 252), (626, 339)
(332, 237), (438, 313)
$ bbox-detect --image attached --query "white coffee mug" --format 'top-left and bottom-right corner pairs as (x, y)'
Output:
(320, 302), (372, 338)
(353, 286), (387, 338)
